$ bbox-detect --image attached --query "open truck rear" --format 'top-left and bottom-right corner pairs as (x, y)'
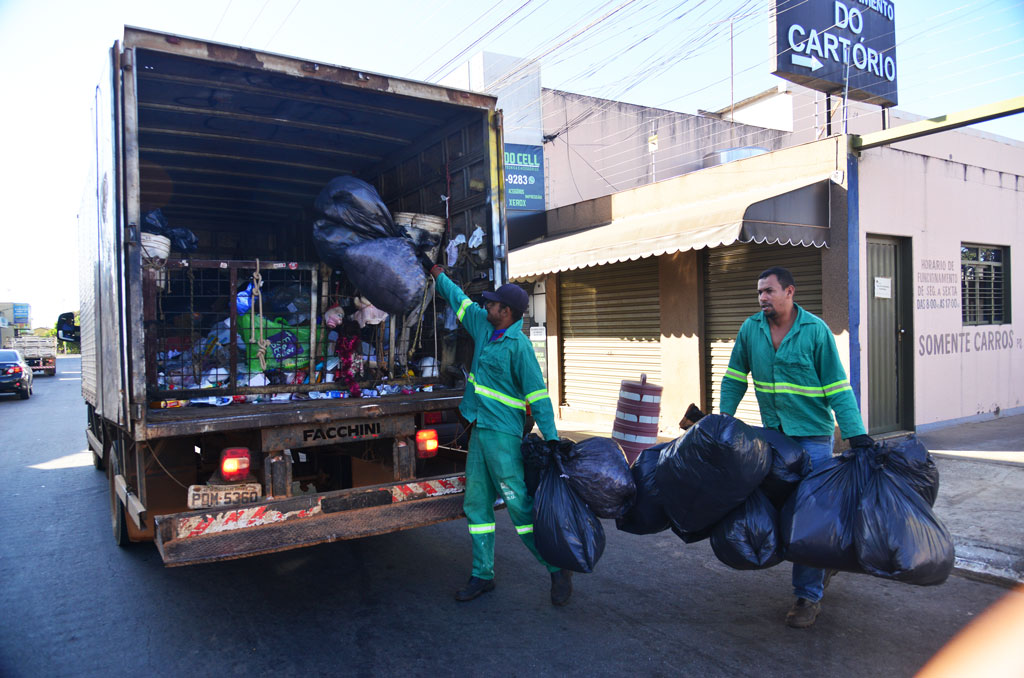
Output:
(79, 27), (510, 566)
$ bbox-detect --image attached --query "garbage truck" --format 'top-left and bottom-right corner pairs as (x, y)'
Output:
(80, 27), (513, 566)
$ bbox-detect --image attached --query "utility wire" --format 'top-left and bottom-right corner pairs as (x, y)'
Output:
(264, 0), (304, 49)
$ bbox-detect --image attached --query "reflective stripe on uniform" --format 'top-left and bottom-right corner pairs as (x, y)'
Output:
(515, 524), (534, 535)
(468, 522), (496, 534)
(456, 298), (473, 322)
(525, 389), (549, 404)
(467, 374), (527, 411)
(748, 377), (853, 398)
(724, 367), (747, 383)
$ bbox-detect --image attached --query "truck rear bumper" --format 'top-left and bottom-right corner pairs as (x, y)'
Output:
(154, 475), (466, 566)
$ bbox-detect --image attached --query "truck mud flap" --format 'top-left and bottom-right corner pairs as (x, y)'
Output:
(154, 475), (466, 566)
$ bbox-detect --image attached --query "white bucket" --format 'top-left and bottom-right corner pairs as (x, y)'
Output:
(418, 356), (439, 378)
(395, 212), (447, 263)
(140, 233), (171, 260)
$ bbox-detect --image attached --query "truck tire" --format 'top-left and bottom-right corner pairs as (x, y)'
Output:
(108, 443), (130, 547)
(46, 368), (56, 377)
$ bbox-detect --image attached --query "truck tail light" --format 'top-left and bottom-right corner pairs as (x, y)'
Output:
(416, 430), (439, 459)
(220, 447), (251, 482)
(423, 411), (443, 425)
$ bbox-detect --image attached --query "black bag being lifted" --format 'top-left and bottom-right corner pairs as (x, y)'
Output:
(314, 176), (402, 241)
(533, 455), (605, 573)
(560, 437), (636, 519)
(755, 428), (812, 510)
(615, 444), (671, 535)
(654, 414), (771, 533)
(878, 436), (940, 506)
(339, 237), (427, 315)
(711, 489), (783, 570)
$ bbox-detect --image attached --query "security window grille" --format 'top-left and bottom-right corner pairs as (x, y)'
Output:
(961, 244), (1010, 325)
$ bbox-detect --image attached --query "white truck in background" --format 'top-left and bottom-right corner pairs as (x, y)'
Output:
(3, 336), (57, 376)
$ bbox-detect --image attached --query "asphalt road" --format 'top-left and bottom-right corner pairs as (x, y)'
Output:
(0, 357), (1010, 677)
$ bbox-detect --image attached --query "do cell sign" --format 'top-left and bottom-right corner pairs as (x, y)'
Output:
(772, 0), (897, 107)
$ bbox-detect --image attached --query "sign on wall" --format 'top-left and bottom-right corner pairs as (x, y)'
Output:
(13, 303), (30, 328)
(772, 0), (898, 107)
(504, 144), (545, 212)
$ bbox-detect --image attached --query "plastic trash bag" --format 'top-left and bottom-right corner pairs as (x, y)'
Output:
(654, 414), (771, 533)
(314, 176), (402, 240)
(780, 449), (865, 572)
(263, 283), (311, 326)
(755, 428), (812, 509)
(340, 237), (426, 315)
(142, 208), (169, 235)
(711, 489), (783, 570)
(520, 433), (552, 498)
(671, 523), (713, 544)
(140, 208), (198, 252)
(876, 436), (940, 507)
(615, 444), (671, 535)
(313, 218), (368, 268)
(560, 437), (636, 519)
(855, 450), (954, 585)
(533, 455), (606, 573)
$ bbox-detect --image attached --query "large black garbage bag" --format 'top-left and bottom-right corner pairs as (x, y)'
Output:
(855, 450), (954, 585)
(878, 436), (940, 506)
(711, 489), (783, 570)
(140, 208), (198, 252)
(560, 437), (635, 519)
(313, 218), (368, 267)
(654, 414), (771, 533)
(671, 523), (713, 544)
(339, 237), (426, 315)
(533, 456), (605, 573)
(315, 176), (402, 240)
(521, 433), (556, 497)
(780, 449), (866, 572)
(615, 444), (671, 535)
(755, 428), (812, 509)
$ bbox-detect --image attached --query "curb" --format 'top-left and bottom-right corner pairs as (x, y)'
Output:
(952, 536), (1024, 587)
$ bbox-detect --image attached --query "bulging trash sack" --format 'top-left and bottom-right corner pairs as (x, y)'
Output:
(780, 449), (865, 573)
(533, 456), (605, 573)
(314, 176), (402, 240)
(855, 450), (954, 585)
(615, 443), (671, 535)
(339, 237), (426, 315)
(876, 435), (940, 507)
(654, 414), (771, 533)
(313, 218), (368, 268)
(755, 427), (812, 510)
(711, 489), (783, 570)
(560, 437), (636, 519)
(520, 433), (553, 498)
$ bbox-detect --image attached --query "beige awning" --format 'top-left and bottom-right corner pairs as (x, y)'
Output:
(508, 137), (844, 280)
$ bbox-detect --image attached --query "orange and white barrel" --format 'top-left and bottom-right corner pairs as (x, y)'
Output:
(611, 374), (662, 465)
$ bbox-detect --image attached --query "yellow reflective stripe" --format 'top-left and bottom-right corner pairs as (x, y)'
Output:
(456, 298), (473, 322)
(467, 374), (527, 410)
(468, 523), (496, 534)
(525, 389), (549, 403)
(823, 380), (852, 395)
(515, 524), (534, 535)
(724, 368), (748, 383)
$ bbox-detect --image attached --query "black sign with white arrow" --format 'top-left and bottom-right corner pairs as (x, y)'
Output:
(772, 0), (898, 107)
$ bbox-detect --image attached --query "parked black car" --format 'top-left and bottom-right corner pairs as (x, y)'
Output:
(0, 349), (33, 399)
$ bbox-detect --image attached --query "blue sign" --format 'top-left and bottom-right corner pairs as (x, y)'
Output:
(13, 303), (30, 327)
(773, 0), (897, 107)
(504, 144), (545, 212)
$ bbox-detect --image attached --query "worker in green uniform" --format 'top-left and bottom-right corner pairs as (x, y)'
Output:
(720, 266), (873, 629)
(427, 263), (573, 606)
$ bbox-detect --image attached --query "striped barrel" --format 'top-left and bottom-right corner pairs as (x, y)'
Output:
(611, 374), (663, 465)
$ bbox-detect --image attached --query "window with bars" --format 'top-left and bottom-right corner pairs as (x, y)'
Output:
(961, 244), (1010, 326)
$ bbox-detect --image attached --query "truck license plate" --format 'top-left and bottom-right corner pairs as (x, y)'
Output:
(188, 483), (262, 510)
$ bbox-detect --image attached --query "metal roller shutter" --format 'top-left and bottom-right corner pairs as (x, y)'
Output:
(704, 243), (823, 427)
(560, 259), (661, 414)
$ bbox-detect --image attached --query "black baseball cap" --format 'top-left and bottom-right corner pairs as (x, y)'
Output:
(481, 283), (528, 313)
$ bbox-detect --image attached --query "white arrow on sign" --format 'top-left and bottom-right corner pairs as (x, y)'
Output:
(792, 54), (824, 71)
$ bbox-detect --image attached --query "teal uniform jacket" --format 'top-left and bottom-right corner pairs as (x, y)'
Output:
(435, 273), (558, 440)
(721, 304), (866, 439)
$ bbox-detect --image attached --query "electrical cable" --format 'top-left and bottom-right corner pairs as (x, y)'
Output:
(264, 0), (304, 49)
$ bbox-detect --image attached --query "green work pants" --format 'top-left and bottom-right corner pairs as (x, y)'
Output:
(464, 426), (558, 580)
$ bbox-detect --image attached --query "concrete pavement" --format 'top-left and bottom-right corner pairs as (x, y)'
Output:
(554, 412), (1024, 587)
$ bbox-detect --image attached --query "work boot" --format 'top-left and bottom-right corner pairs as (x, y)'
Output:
(550, 569), (573, 606)
(786, 597), (821, 629)
(455, 576), (495, 602)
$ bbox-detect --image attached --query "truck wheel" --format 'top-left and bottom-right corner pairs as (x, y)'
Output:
(46, 368), (56, 377)
(108, 444), (130, 547)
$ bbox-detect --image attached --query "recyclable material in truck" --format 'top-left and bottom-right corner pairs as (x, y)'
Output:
(79, 28), (511, 566)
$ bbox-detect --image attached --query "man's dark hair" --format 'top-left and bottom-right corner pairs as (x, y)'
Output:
(504, 304), (524, 322)
(758, 266), (796, 290)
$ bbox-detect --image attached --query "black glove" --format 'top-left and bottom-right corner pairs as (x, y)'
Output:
(848, 434), (875, 449)
(416, 251), (435, 275)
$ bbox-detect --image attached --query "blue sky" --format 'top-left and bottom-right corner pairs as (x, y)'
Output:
(0, 0), (1021, 327)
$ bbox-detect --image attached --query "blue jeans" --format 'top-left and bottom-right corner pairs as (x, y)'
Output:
(790, 434), (835, 602)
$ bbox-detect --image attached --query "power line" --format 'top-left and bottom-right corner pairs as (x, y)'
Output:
(264, 0), (304, 49)
(240, 0), (275, 44)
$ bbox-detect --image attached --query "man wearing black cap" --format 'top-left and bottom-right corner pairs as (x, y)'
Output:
(426, 264), (571, 606)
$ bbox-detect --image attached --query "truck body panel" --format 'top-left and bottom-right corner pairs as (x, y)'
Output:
(3, 336), (57, 375)
(82, 28), (509, 565)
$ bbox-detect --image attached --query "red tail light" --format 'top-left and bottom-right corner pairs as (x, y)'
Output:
(5, 365), (22, 375)
(423, 411), (443, 425)
(220, 447), (251, 482)
(416, 430), (439, 459)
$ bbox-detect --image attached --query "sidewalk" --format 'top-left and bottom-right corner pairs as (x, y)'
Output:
(555, 413), (1024, 587)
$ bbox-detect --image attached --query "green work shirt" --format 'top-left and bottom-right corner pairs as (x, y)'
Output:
(435, 273), (558, 441)
(720, 304), (866, 439)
